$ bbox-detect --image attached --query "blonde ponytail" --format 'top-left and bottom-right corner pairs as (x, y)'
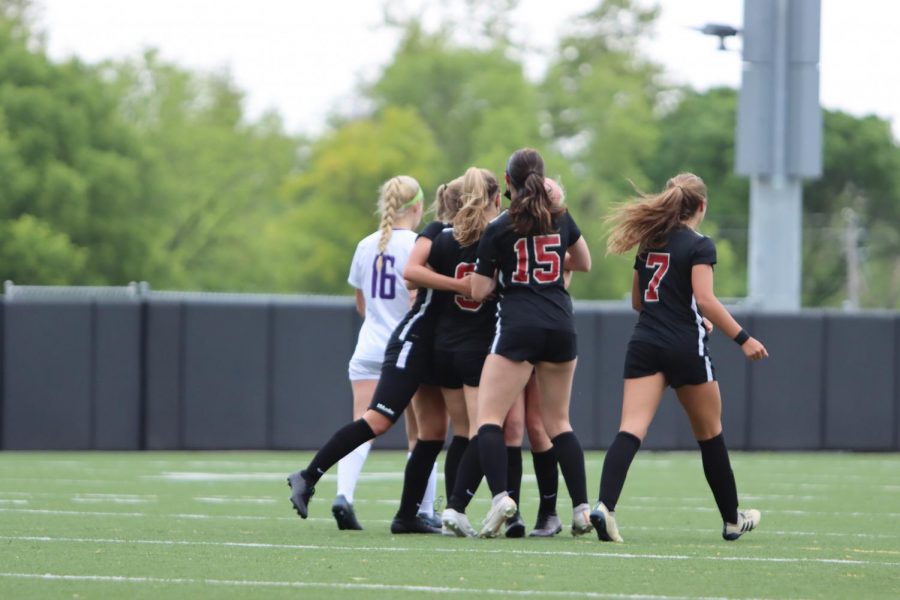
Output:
(376, 175), (422, 269)
(453, 167), (499, 247)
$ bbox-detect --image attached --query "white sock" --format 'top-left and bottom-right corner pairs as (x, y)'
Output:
(336, 440), (372, 503)
(419, 461), (438, 517)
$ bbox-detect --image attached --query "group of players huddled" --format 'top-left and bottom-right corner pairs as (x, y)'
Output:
(288, 148), (769, 543)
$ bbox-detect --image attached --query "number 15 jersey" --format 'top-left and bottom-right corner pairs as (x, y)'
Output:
(475, 210), (582, 332)
(631, 226), (717, 352)
(348, 229), (419, 363)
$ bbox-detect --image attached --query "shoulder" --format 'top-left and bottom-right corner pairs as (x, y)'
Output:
(419, 220), (447, 241)
(355, 230), (382, 251)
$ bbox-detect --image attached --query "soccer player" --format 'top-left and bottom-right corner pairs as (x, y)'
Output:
(468, 148), (593, 538)
(287, 177), (470, 533)
(593, 172), (767, 543)
(406, 167), (502, 538)
(335, 175), (424, 530)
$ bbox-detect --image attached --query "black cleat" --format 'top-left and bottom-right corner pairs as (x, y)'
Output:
(332, 494), (363, 530)
(505, 510), (526, 538)
(528, 512), (563, 537)
(417, 512), (443, 530)
(287, 471), (315, 519)
(390, 514), (442, 534)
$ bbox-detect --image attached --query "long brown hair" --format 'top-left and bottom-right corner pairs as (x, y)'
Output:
(432, 176), (465, 223)
(453, 167), (499, 247)
(506, 148), (564, 236)
(606, 173), (707, 255)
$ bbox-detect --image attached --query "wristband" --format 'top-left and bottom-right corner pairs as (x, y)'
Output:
(733, 329), (750, 345)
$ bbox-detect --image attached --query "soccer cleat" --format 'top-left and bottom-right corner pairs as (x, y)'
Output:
(571, 502), (593, 536)
(287, 471), (315, 519)
(331, 494), (363, 530)
(478, 493), (517, 538)
(723, 509), (761, 541)
(504, 510), (526, 538)
(418, 511), (443, 530)
(441, 508), (477, 538)
(589, 502), (624, 542)
(390, 514), (442, 534)
(528, 513), (563, 537)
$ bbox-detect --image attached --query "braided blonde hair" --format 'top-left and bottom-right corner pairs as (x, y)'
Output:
(376, 175), (422, 270)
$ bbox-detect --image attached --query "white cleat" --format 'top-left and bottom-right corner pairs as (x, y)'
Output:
(441, 508), (477, 538)
(723, 509), (761, 541)
(589, 502), (624, 542)
(571, 503), (593, 536)
(478, 493), (517, 538)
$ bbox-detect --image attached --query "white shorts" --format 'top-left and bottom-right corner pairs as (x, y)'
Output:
(348, 356), (383, 381)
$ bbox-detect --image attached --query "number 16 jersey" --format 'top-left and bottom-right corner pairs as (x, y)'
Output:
(631, 226), (717, 352)
(348, 229), (419, 363)
(475, 210), (582, 332)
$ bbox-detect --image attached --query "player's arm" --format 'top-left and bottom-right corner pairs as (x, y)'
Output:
(470, 272), (496, 303)
(692, 264), (768, 360)
(354, 289), (366, 317)
(403, 237), (470, 295)
(631, 271), (641, 312)
(564, 237), (591, 272)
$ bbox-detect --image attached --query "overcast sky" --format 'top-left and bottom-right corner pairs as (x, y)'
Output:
(36, 0), (900, 139)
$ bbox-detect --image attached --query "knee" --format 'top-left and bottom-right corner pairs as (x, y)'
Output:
(363, 411), (393, 436)
(525, 408), (545, 439)
(503, 415), (525, 445)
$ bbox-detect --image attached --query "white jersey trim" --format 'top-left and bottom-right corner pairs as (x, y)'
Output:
(398, 288), (433, 341)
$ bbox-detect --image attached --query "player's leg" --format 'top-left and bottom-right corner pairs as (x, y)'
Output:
(475, 354), (533, 537)
(392, 384), (447, 533)
(441, 383), (483, 537)
(525, 374), (561, 537)
(332, 378), (377, 530)
(535, 358), (591, 536)
(441, 386), (469, 499)
(675, 381), (760, 540)
(591, 373), (666, 542)
(287, 365), (415, 519)
(502, 395), (526, 537)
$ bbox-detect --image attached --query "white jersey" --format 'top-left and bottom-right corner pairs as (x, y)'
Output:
(348, 228), (418, 364)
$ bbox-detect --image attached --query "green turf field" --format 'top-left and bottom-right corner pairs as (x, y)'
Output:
(1, 451), (897, 599)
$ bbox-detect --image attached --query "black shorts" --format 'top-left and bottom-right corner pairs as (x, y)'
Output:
(491, 326), (577, 364)
(433, 348), (488, 389)
(623, 340), (716, 389)
(372, 335), (432, 423)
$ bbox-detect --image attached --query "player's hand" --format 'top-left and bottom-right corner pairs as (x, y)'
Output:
(457, 272), (473, 297)
(702, 317), (713, 334)
(741, 337), (768, 360)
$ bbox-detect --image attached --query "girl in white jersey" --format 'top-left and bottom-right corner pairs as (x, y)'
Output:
(333, 175), (425, 530)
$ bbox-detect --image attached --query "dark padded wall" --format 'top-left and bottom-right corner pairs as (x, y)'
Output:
(748, 313), (825, 449)
(144, 300), (183, 449)
(181, 302), (269, 449)
(2, 294), (899, 451)
(823, 314), (896, 450)
(92, 302), (142, 449)
(3, 303), (93, 449)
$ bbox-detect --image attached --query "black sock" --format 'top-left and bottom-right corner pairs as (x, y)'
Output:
(477, 424), (507, 499)
(598, 431), (641, 512)
(531, 448), (559, 516)
(551, 431), (588, 507)
(698, 433), (739, 524)
(506, 446), (523, 506)
(444, 436), (468, 499)
(396, 439), (444, 519)
(447, 435), (482, 513)
(304, 419), (376, 485)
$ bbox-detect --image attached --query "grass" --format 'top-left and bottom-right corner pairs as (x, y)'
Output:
(1, 450), (898, 599)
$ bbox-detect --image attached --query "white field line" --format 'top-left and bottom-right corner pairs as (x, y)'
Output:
(0, 572), (767, 600)
(193, 497), (277, 505)
(3, 535), (899, 568)
(0, 499), (27, 505)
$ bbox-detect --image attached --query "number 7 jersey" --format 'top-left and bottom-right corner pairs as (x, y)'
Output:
(475, 210), (582, 332)
(632, 226), (717, 351)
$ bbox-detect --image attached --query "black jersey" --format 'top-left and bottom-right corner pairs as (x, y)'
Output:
(387, 221), (449, 346)
(474, 210), (582, 332)
(631, 226), (717, 353)
(429, 227), (498, 352)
